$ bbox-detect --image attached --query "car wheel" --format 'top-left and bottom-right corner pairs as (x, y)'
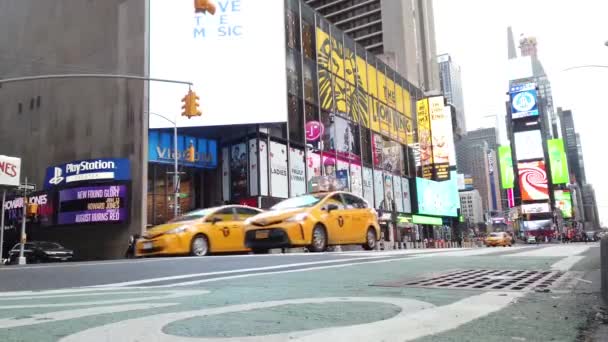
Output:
(362, 228), (377, 250)
(190, 235), (209, 256)
(309, 225), (327, 253)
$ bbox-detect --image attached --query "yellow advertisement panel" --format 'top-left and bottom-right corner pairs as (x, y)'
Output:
(330, 36), (344, 79)
(396, 114), (407, 144)
(319, 73), (333, 111)
(403, 88), (412, 118)
(356, 56), (368, 92)
(344, 48), (356, 85)
(377, 70), (386, 103)
(352, 84), (369, 128)
(395, 84), (404, 114)
(369, 97), (380, 133)
(405, 117), (414, 145)
(417, 99), (432, 179)
(428, 96), (449, 181)
(316, 28), (331, 71)
(367, 64), (378, 98)
(386, 77), (396, 108)
(378, 101), (391, 136)
(335, 76), (347, 115)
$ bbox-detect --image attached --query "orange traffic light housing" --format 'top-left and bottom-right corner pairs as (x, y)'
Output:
(194, 0), (216, 14)
(181, 89), (202, 119)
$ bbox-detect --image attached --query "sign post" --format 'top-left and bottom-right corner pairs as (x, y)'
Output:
(18, 177), (29, 265)
(0, 189), (5, 264)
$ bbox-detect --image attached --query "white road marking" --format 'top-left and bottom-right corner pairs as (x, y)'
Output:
(551, 255), (585, 271)
(91, 256), (386, 288)
(137, 256), (422, 288)
(505, 244), (591, 257)
(0, 288), (209, 309)
(0, 303), (176, 329)
(59, 291), (522, 341)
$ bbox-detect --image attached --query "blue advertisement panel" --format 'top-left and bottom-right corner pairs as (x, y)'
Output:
(44, 158), (130, 189)
(510, 83), (539, 119)
(57, 185), (128, 225)
(415, 171), (459, 217)
(148, 131), (217, 169)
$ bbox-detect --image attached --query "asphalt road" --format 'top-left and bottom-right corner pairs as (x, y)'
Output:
(0, 243), (603, 341)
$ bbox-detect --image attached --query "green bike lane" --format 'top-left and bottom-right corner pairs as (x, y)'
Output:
(0, 245), (599, 341)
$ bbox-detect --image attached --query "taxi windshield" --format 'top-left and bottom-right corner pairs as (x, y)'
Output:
(170, 208), (215, 222)
(489, 233), (503, 237)
(270, 194), (327, 210)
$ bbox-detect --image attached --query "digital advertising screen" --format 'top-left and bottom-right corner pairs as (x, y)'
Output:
(149, 0), (288, 128)
(415, 172), (459, 217)
(548, 139), (569, 184)
(416, 99), (433, 179)
(555, 190), (573, 218)
(498, 145), (514, 189)
(522, 219), (552, 231)
(518, 161), (549, 201)
(514, 130), (544, 161)
(510, 83), (539, 119)
(428, 96), (451, 181)
(58, 185), (128, 225)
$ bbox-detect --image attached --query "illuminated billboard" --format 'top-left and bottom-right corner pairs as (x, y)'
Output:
(415, 171), (459, 217)
(416, 99), (433, 179)
(514, 130), (544, 161)
(510, 83), (539, 119)
(518, 161), (549, 201)
(555, 190), (573, 218)
(498, 145), (514, 189)
(149, 0), (288, 128)
(428, 96), (451, 181)
(548, 139), (569, 184)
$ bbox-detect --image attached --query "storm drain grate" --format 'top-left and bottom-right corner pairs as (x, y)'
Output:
(372, 269), (567, 292)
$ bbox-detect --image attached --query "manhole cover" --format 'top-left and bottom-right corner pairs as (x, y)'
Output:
(372, 269), (568, 292)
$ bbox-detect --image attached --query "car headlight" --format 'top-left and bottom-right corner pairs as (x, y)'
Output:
(285, 213), (309, 223)
(166, 226), (190, 234)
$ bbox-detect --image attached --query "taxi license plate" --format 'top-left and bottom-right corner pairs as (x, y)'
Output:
(255, 230), (269, 239)
(143, 242), (154, 250)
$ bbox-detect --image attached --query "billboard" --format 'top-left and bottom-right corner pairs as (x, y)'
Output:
(428, 96), (450, 180)
(148, 131), (218, 169)
(522, 219), (552, 231)
(510, 83), (539, 119)
(514, 130), (544, 161)
(44, 158), (131, 189)
(498, 145), (514, 189)
(547, 139), (569, 184)
(555, 190), (573, 218)
(57, 185), (128, 225)
(518, 161), (549, 201)
(415, 171), (459, 217)
(149, 0), (288, 128)
(522, 203), (551, 214)
(0, 155), (21, 187)
(416, 99), (433, 179)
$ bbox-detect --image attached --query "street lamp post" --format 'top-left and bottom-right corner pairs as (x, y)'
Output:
(148, 112), (180, 219)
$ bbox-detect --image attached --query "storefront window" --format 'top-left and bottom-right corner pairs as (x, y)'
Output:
(286, 49), (302, 96)
(230, 143), (248, 200)
(147, 164), (196, 225)
(285, 7), (300, 51)
(303, 59), (318, 104)
(288, 95), (304, 144)
(320, 110), (333, 153)
(361, 128), (372, 167)
(301, 9), (315, 60)
(305, 103), (321, 151)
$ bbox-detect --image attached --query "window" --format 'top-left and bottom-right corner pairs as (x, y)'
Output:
(361, 128), (372, 166)
(343, 193), (367, 209)
(235, 207), (262, 220)
(213, 207), (237, 221)
(288, 95), (304, 143)
(325, 194), (346, 210)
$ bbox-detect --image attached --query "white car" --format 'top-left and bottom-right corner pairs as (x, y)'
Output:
(527, 236), (537, 244)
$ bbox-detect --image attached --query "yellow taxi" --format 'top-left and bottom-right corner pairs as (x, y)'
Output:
(136, 205), (263, 257)
(485, 232), (513, 247)
(244, 191), (380, 253)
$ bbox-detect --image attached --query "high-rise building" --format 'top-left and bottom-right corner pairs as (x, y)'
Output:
(437, 53), (466, 137)
(455, 128), (503, 214)
(459, 189), (484, 225)
(306, 0), (440, 91)
(582, 184), (600, 230)
(557, 108), (586, 185)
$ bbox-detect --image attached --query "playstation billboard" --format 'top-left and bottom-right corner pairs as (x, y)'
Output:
(44, 158), (131, 189)
(510, 83), (539, 119)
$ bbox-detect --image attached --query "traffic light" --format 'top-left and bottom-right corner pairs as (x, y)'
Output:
(181, 89), (202, 118)
(194, 0), (216, 14)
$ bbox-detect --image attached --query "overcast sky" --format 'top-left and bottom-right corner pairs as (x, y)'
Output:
(433, 0), (608, 225)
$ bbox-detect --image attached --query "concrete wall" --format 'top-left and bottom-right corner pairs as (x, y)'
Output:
(0, 0), (147, 259)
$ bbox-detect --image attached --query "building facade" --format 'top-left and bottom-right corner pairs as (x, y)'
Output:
(582, 184), (600, 230)
(437, 53), (466, 137)
(306, 0), (440, 91)
(557, 108), (586, 185)
(0, 0), (456, 259)
(459, 189), (484, 225)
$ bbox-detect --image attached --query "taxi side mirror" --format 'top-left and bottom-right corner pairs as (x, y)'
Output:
(326, 204), (339, 212)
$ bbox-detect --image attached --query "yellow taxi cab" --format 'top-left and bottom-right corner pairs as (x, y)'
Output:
(485, 232), (513, 247)
(135, 205), (263, 257)
(243, 191), (381, 253)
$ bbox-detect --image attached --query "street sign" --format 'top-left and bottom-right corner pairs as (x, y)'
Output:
(18, 183), (35, 191)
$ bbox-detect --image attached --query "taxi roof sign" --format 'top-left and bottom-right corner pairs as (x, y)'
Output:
(308, 176), (339, 193)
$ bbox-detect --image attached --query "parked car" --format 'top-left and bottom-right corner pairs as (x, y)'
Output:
(8, 241), (73, 264)
(485, 232), (512, 247)
(526, 236), (537, 244)
(244, 191), (381, 253)
(136, 205), (264, 257)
